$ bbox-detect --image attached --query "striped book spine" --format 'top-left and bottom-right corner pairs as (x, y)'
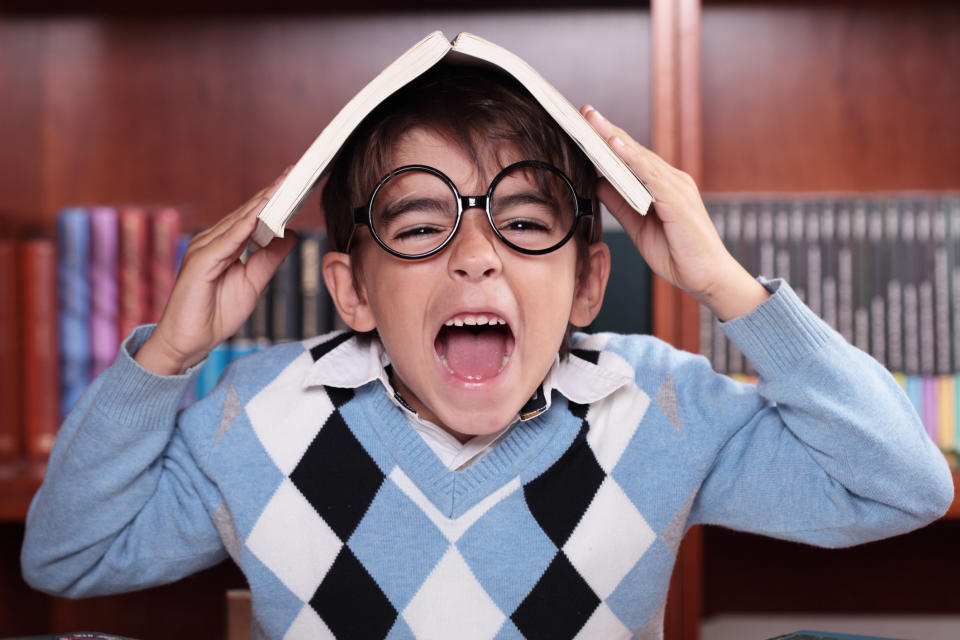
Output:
(922, 376), (939, 444)
(57, 208), (91, 417)
(90, 207), (119, 377)
(937, 375), (955, 452)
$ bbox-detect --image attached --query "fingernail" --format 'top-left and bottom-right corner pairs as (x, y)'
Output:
(610, 136), (625, 149)
(590, 107), (607, 123)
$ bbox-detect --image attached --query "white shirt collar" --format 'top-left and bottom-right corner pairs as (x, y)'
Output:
(302, 332), (633, 469)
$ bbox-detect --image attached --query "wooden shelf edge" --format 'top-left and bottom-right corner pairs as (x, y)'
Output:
(0, 459), (46, 522)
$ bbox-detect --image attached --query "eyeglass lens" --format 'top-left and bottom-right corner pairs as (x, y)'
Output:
(369, 165), (577, 257)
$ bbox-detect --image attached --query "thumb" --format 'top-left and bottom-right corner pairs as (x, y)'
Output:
(242, 230), (299, 296)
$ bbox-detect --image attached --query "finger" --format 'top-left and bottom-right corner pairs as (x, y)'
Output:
(241, 231), (299, 296)
(581, 105), (677, 177)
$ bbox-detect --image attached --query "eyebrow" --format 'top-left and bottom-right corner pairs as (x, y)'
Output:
(378, 197), (456, 223)
(493, 190), (559, 211)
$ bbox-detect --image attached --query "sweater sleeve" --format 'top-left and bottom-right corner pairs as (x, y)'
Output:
(21, 326), (228, 597)
(687, 279), (954, 548)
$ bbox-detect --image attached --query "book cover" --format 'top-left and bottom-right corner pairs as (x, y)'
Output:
(150, 207), (181, 324)
(89, 207), (119, 378)
(118, 207), (150, 341)
(0, 240), (20, 458)
(299, 230), (333, 339)
(253, 31), (653, 248)
(21, 238), (61, 459)
(57, 207), (91, 417)
(937, 374), (955, 452)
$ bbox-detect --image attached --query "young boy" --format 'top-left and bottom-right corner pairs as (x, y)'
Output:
(22, 63), (953, 640)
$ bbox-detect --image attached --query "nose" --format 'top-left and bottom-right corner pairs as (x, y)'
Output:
(447, 208), (502, 281)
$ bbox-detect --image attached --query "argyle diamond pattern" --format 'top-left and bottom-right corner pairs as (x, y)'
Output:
(238, 333), (667, 639)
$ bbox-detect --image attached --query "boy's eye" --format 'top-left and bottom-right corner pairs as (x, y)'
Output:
(393, 224), (446, 240)
(498, 218), (552, 233)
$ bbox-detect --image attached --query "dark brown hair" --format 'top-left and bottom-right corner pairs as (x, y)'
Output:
(322, 61), (601, 257)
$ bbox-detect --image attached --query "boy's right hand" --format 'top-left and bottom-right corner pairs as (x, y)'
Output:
(134, 172), (298, 376)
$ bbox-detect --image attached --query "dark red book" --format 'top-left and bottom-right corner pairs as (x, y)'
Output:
(21, 238), (60, 459)
(150, 207), (180, 323)
(0, 240), (20, 458)
(118, 207), (150, 340)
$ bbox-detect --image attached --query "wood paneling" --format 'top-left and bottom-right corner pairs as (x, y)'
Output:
(701, 3), (960, 193)
(0, 12), (651, 237)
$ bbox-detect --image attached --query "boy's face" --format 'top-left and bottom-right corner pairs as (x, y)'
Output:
(328, 128), (608, 441)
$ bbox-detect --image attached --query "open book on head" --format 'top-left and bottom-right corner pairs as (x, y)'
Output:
(251, 30), (654, 248)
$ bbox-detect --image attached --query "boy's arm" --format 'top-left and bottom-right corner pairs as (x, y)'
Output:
(580, 106), (952, 544)
(686, 279), (953, 546)
(23, 176), (296, 597)
(21, 326), (227, 596)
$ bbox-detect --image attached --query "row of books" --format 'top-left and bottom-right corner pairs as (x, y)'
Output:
(0, 206), (336, 461)
(701, 194), (960, 453)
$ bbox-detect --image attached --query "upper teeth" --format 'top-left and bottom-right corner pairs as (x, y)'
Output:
(444, 314), (506, 327)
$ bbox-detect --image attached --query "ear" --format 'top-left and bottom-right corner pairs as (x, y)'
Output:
(322, 251), (376, 332)
(569, 241), (611, 328)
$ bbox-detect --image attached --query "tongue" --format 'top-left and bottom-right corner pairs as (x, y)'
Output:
(437, 327), (508, 380)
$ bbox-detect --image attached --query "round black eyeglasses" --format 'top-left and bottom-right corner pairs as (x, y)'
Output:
(347, 160), (593, 259)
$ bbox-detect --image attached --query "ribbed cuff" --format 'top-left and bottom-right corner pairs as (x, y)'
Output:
(94, 325), (205, 429)
(720, 278), (833, 379)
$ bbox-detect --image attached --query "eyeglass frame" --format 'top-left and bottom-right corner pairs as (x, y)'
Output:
(347, 159), (594, 260)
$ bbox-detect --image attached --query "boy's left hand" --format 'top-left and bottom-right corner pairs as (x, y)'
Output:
(581, 105), (769, 321)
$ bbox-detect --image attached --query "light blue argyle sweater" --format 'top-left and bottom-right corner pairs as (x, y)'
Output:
(22, 280), (953, 640)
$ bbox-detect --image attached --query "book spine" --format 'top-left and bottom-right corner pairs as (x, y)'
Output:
(741, 202), (759, 376)
(195, 342), (231, 400)
(0, 240), (20, 458)
(949, 198), (960, 376)
(851, 201), (870, 355)
(150, 207), (181, 324)
(89, 207), (119, 378)
(21, 238), (61, 459)
(922, 376), (938, 444)
(710, 203), (728, 373)
(57, 208), (91, 417)
(916, 202), (935, 377)
(789, 202), (807, 306)
(271, 240), (302, 342)
(932, 200), (951, 376)
(300, 230), (333, 338)
(901, 202), (920, 375)
(820, 201), (838, 332)
(867, 200), (886, 367)
(835, 201), (854, 345)
(118, 207), (151, 341)
(884, 202), (903, 373)
(938, 375), (955, 452)
(804, 201), (822, 319)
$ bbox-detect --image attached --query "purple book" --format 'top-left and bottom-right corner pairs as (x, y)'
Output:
(922, 376), (939, 444)
(89, 207), (119, 378)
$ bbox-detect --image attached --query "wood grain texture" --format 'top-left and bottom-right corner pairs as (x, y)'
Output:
(0, 13), (651, 237)
(701, 2), (960, 193)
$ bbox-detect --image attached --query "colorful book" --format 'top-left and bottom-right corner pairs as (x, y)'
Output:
(57, 208), (91, 417)
(0, 240), (20, 458)
(90, 207), (119, 377)
(922, 376), (938, 444)
(150, 207), (181, 323)
(21, 238), (61, 459)
(118, 207), (150, 340)
(937, 375), (955, 452)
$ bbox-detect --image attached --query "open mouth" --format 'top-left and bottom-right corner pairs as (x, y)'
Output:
(434, 314), (515, 382)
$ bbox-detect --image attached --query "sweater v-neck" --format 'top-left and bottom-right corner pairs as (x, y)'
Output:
(359, 383), (577, 519)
